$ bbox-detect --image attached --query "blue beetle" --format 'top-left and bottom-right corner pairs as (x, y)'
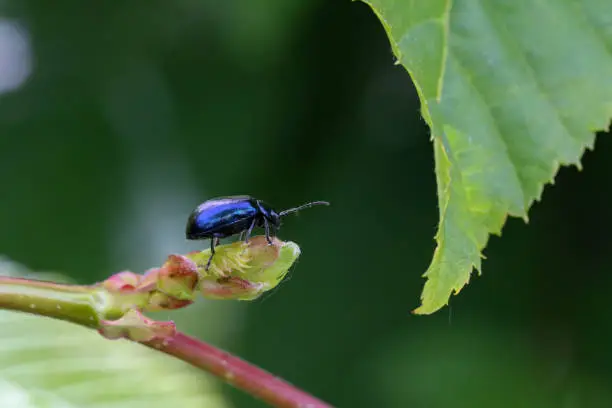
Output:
(186, 195), (329, 269)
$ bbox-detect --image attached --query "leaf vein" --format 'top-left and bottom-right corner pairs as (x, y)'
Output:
(478, 0), (590, 154)
(445, 51), (525, 208)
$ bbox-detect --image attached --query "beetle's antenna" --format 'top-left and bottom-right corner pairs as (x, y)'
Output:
(279, 201), (330, 217)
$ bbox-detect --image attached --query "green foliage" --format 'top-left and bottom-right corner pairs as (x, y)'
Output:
(0, 259), (230, 408)
(362, 0), (612, 314)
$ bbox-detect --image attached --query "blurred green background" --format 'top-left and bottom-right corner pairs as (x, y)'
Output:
(1, 1), (612, 407)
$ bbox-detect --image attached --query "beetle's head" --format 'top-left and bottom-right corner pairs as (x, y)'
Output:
(254, 200), (282, 228)
(267, 210), (282, 228)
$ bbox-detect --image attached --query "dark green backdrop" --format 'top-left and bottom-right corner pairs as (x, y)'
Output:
(1, 1), (611, 407)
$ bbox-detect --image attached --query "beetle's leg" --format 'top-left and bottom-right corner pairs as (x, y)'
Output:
(238, 231), (245, 241)
(214, 237), (220, 246)
(205, 237), (216, 271)
(264, 219), (273, 245)
(245, 217), (257, 243)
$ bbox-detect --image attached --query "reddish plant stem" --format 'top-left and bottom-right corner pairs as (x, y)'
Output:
(143, 333), (332, 408)
(0, 275), (334, 408)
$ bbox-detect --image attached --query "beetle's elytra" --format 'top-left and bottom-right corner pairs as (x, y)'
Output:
(186, 195), (329, 270)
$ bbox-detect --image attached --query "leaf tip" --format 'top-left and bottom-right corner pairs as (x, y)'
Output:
(412, 301), (447, 316)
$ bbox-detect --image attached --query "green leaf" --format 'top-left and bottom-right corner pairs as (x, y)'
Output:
(0, 259), (231, 408)
(361, 0), (612, 314)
